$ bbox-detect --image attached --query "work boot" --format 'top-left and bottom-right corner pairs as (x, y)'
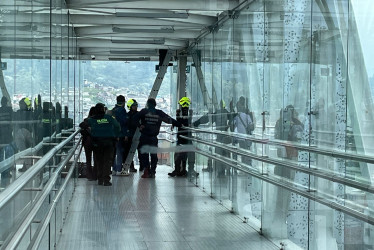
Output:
(177, 170), (187, 177)
(103, 181), (112, 186)
(168, 170), (179, 177)
(130, 166), (137, 172)
(141, 169), (150, 178)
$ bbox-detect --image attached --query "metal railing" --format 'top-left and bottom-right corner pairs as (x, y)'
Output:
(187, 127), (374, 165)
(0, 130), (72, 175)
(180, 126), (374, 226)
(0, 130), (81, 249)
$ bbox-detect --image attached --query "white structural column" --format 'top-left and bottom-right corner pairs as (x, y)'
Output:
(281, 1), (312, 249)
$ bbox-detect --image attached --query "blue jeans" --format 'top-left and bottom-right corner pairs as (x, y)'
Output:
(113, 139), (124, 172)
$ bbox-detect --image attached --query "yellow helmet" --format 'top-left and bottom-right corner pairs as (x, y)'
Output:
(127, 99), (138, 109)
(220, 100), (226, 109)
(179, 97), (190, 108)
(23, 97), (31, 108)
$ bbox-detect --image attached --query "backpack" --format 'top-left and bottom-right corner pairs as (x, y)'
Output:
(238, 112), (255, 135)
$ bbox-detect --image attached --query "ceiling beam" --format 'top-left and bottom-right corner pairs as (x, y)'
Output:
(66, 0), (238, 11)
(75, 26), (201, 39)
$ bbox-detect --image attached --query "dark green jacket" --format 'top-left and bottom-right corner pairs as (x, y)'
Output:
(87, 114), (120, 139)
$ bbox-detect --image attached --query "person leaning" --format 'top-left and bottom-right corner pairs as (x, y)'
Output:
(168, 97), (198, 178)
(133, 98), (181, 178)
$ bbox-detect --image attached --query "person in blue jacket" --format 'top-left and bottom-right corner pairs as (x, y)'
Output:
(134, 98), (181, 178)
(111, 95), (128, 176)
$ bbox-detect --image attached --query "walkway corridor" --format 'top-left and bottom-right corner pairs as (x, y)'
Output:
(57, 165), (278, 250)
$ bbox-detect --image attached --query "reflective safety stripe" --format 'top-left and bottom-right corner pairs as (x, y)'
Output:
(97, 118), (109, 124)
(42, 119), (51, 123)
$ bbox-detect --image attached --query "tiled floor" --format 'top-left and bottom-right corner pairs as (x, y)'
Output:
(57, 165), (279, 250)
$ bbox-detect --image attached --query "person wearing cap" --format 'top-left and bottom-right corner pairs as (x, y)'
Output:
(168, 97), (198, 178)
(123, 98), (139, 172)
(83, 103), (120, 186)
(133, 98), (181, 178)
(111, 95), (129, 176)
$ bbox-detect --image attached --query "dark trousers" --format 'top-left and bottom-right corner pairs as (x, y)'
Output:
(174, 151), (187, 173)
(138, 135), (158, 175)
(83, 143), (95, 179)
(93, 143), (114, 182)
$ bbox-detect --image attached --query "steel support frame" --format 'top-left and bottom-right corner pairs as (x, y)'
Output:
(191, 49), (213, 108)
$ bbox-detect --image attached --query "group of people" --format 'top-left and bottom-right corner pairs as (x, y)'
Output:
(79, 96), (182, 186)
(78, 92), (305, 187)
(0, 95), (73, 187)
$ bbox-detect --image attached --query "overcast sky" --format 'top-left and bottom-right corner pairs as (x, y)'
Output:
(352, 0), (374, 77)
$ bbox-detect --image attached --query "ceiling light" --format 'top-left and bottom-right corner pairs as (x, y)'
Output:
(115, 12), (188, 19)
(111, 39), (165, 45)
(112, 27), (174, 33)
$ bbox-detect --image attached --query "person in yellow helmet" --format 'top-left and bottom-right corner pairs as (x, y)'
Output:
(15, 97), (33, 172)
(168, 97), (198, 178)
(123, 98), (139, 172)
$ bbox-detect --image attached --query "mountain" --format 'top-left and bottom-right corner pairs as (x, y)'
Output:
(2, 59), (172, 98)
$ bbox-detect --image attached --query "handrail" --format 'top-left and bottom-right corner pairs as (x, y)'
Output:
(28, 145), (82, 250)
(3, 140), (81, 250)
(181, 135), (374, 194)
(0, 130), (73, 173)
(0, 130), (80, 210)
(186, 127), (374, 166)
(194, 147), (374, 226)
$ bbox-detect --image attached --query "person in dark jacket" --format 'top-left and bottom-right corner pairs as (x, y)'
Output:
(0, 96), (15, 187)
(79, 107), (96, 180)
(168, 97), (198, 178)
(123, 98), (139, 172)
(111, 95), (129, 176)
(15, 97), (33, 172)
(134, 98), (181, 178)
(83, 103), (120, 186)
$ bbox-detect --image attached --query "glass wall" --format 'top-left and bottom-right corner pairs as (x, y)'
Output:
(188, 0), (374, 249)
(0, 0), (81, 246)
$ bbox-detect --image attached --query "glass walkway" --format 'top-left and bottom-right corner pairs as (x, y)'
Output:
(57, 165), (277, 250)
(2, 0), (374, 249)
